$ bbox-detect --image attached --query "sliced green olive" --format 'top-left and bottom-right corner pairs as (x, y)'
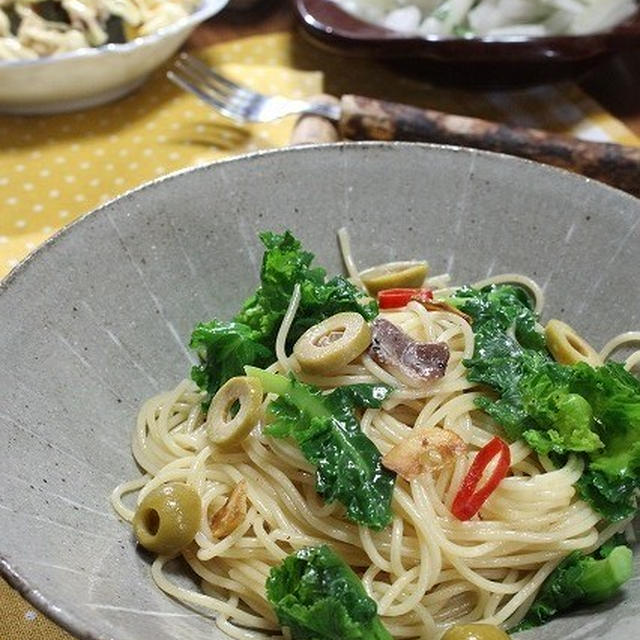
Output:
(441, 623), (511, 640)
(206, 376), (263, 448)
(360, 261), (429, 295)
(545, 318), (601, 367)
(293, 312), (371, 374)
(133, 482), (200, 556)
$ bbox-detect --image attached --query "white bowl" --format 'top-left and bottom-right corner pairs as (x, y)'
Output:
(0, 0), (228, 115)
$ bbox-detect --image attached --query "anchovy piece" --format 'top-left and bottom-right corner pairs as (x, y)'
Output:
(369, 317), (449, 382)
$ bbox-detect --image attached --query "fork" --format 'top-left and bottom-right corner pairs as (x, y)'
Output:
(168, 53), (640, 199)
(168, 54), (340, 124)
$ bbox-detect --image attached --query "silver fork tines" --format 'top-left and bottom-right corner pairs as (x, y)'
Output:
(167, 53), (340, 124)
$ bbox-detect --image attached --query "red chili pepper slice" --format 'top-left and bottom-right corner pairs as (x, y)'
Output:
(451, 437), (511, 521)
(378, 288), (434, 309)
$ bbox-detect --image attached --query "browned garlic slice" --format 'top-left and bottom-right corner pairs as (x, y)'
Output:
(210, 480), (248, 538)
(382, 427), (466, 480)
(420, 300), (472, 323)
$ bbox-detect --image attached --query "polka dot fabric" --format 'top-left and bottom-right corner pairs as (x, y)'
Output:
(0, 30), (639, 640)
(0, 581), (74, 640)
(0, 32), (639, 278)
(0, 40), (322, 277)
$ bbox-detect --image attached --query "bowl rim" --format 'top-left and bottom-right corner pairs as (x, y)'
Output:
(0, 0), (227, 70)
(0, 141), (639, 640)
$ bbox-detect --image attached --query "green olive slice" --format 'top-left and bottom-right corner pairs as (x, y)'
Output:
(133, 482), (201, 556)
(293, 312), (371, 374)
(545, 318), (601, 366)
(206, 376), (263, 448)
(360, 261), (429, 295)
(442, 623), (511, 640)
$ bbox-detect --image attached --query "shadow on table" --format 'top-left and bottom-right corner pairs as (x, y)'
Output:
(170, 122), (250, 151)
(286, 29), (599, 134)
(1, 64), (184, 151)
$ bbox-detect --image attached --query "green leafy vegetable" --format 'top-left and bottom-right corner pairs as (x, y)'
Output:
(247, 366), (394, 530)
(577, 362), (640, 478)
(450, 284), (640, 522)
(189, 321), (272, 396)
(505, 362), (640, 521)
(514, 537), (633, 631)
(190, 231), (377, 400)
(541, 363), (640, 522)
(237, 231), (377, 342)
(266, 545), (393, 640)
(449, 284), (548, 441)
(575, 469), (640, 523)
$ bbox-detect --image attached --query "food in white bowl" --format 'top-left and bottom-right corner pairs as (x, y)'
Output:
(332, 0), (638, 37)
(0, 0), (200, 61)
(0, 0), (227, 114)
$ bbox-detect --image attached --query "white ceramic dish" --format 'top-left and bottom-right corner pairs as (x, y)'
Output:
(0, 0), (228, 115)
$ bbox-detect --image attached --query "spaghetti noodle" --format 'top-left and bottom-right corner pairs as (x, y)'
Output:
(112, 232), (639, 639)
(0, 0), (198, 60)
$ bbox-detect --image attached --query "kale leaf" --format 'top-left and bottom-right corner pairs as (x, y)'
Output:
(450, 284), (549, 441)
(191, 231), (377, 400)
(247, 367), (394, 531)
(576, 362), (640, 478)
(571, 362), (640, 521)
(450, 284), (640, 522)
(189, 321), (272, 396)
(266, 545), (393, 640)
(510, 363), (640, 521)
(518, 364), (603, 455)
(576, 469), (640, 523)
(513, 537), (633, 631)
(237, 231), (377, 346)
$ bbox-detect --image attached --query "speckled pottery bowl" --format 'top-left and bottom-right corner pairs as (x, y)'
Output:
(0, 143), (639, 640)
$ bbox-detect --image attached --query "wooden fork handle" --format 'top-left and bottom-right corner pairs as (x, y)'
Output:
(338, 94), (640, 199)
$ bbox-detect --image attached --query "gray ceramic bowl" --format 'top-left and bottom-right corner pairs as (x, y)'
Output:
(0, 143), (639, 640)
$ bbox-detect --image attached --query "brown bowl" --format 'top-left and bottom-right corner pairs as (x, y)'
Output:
(294, 0), (640, 87)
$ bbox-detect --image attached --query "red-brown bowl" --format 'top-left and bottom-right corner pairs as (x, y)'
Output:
(294, 0), (640, 87)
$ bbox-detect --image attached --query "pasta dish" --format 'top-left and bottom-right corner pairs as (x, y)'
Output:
(112, 229), (640, 640)
(0, 0), (198, 60)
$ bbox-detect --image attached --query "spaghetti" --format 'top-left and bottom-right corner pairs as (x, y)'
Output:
(0, 0), (198, 60)
(111, 233), (639, 640)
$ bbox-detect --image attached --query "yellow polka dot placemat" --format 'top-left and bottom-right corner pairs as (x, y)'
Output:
(0, 54), (322, 277)
(1, 31), (639, 281)
(1, 29), (640, 640)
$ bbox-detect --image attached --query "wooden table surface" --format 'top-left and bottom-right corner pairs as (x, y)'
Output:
(188, 0), (640, 138)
